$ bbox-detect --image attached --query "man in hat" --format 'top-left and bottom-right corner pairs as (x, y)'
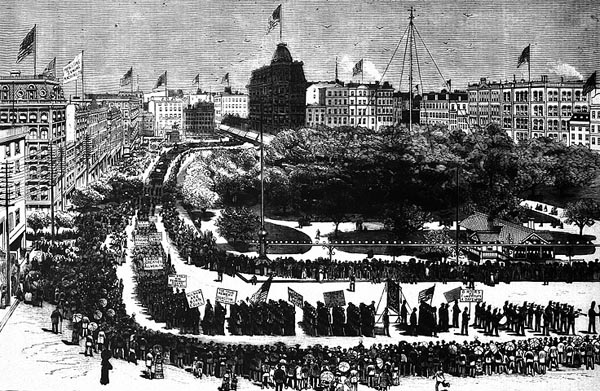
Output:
(461, 307), (470, 336)
(588, 301), (598, 334)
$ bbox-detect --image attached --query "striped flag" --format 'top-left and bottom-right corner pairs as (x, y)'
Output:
(221, 72), (229, 84)
(418, 285), (435, 303)
(352, 59), (363, 77)
(120, 67), (133, 86)
(42, 57), (56, 78)
(517, 45), (530, 68)
(267, 4), (282, 34)
(192, 73), (200, 85)
(16, 25), (36, 63)
(443, 286), (461, 303)
(155, 71), (167, 89)
(250, 275), (273, 304)
(583, 71), (597, 96)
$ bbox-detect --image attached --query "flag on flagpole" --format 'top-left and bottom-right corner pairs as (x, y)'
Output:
(120, 67), (133, 86)
(443, 286), (461, 303)
(220, 72), (229, 84)
(42, 57), (56, 78)
(63, 52), (83, 84)
(16, 25), (36, 63)
(250, 275), (273, 304)
(418, 285), (435, 303)
(267, 4), (282, 34)
(583, 71), (597, 96)
(192, 73), (200, 85)
(352, 59), (363, 77)
(517, 45), (530, 68)
(155, 71), (167, 89)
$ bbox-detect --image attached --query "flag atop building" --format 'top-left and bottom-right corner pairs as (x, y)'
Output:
(63, 52), (83, 84)
(16, 25), (36, 63)
(443, 286), (461, 303)
(517, 45), (530, 68)
(418, 285), (435, 303)
(583, 71), (597, 96)
(221, 72), (229, 84)
(120, 67), (133, 86)
(192, 73), (200, 85)
(352, 59), (363, 77)
(267, 4), (282, 34)
(42, 57), (56, 78)
(155, 71), (167, 89)
(250, 275), (273, 304)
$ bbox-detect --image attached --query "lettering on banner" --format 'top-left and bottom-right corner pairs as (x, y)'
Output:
(215, 288), (238, 305)
(460, 289), (484, 303)
(148, 232), (162, 243)
(288, 287), (304, 307)
(167, 274), (187, 289)
(323, 290), (346, 308)
(143, 256), (164, 270)
(186, 289), (205, 308)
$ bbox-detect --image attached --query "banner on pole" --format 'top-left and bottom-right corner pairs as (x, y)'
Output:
(167, 274), (187, 289)
(186, 289), (205, 308)
(63, 52), (83, 84)
(460, 289), (483, 303)
(215, 288), (238, 305)
(443, 287), (462, 303)
(323, 290), (346, 308)
(288, 287), (304, 307)
(386, 280), (400, 313)
(148, 232), (162, 242)
(143, 256), (163, 270)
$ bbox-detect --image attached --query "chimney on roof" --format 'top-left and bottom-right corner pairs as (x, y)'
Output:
(480, 77), (486, 84)
(10, 70), (21, 77)
(541, 75), (548, 83)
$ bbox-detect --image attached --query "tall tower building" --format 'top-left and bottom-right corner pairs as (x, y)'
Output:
(247, 43), (307, 133)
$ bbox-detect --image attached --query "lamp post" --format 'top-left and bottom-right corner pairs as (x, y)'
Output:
(257, 111), (269, 261)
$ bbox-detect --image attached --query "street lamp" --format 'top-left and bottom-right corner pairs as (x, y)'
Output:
(257, 102), (269, 262)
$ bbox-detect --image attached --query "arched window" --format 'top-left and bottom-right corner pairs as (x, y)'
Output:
(40, 127), (48, 139)
(1, 86), (9, 100)
(27, 84), (37, 100)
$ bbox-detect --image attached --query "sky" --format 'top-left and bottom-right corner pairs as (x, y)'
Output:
(0, 0), (598, 96)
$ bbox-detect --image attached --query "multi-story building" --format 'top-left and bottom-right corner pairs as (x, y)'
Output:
(147, 97), (184, 137)
(214, 88), (248, 124)
(420, 90), (469, 131)
(590, 88), (600, 152)
(467, 75), (588, 144)
(0, 72), (67, 213)
(139, 111), (155, 138)
(189, 91), (216, 106)
(569, 112), (590, 148)
(183, 102), (215, 138)
(247, 43), (307, 133)
(0, 126), (27, 270)
(305, 81), (394, 131)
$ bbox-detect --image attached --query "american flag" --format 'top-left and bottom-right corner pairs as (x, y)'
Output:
(418, 285), (435, 303)
(250, 275), (273, 304)
(16, 25), (36, 64)
(267, 4), (281, 34)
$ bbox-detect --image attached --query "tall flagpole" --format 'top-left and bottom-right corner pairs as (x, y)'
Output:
(528, 44), (531, 83)
(279, 4), (283, 42)
(33, 24), (37, 76)
(131, 67), (134, 94)
(165, 71), (168, 99)
(81, 50), (85, 99)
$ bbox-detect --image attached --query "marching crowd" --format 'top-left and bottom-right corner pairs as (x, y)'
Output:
(302, 301), (377, 338)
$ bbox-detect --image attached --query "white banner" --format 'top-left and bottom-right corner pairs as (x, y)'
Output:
(215, 288), (238, 305)
(63, 52), (82, 84)
(167, 274), (187, 289)
(460, 289), (484, 303)
(186, 289), (205, 308)
(143, 256), (163, 270)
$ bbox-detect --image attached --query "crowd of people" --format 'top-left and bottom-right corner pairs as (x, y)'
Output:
(302, 301), (376, 338)
(228, 300), (296, 336)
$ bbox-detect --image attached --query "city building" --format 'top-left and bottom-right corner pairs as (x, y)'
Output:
(183, 101), (215, 138)
(0, 72), (67, 213)
(139, 111), (155, 138)
(589, 88), (600, 152)
(0, 126), (27, 267)
(147, 96), (184, 137)
(420, 90), (469, 131)
(467, 75), (589, 144)
(392, 92), (421, 126)
(189, 91), (216, 106)
(214, 88), (248, 124)
(247, 43), (307, 133)
(304, 81), (394, 131)
(569, 112), (590, 148)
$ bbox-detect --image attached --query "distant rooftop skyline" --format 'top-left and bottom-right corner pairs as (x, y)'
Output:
(0, 0), (597, 96)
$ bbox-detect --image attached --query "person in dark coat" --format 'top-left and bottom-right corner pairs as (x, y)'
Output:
(100, 349), (113, 385)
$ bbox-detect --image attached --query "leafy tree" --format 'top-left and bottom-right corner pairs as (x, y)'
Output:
(318, 177), (355, 237)
(181, 160), (219, 211)
(422, 229), (455, 262)
(563, 198), (600, 236)
(552, 145), (600, 194)
(70, 187), (105, 209)
(27, 211), (50, 234)
(384, 203), (432, 238)
(55, 211), (76, 229)
(215, 207), (260, 243)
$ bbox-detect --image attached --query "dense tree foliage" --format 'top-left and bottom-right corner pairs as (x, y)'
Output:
(563, 198), (600, 236)
(215, 206), (260, 243)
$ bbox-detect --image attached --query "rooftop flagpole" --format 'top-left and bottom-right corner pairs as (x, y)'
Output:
(33, 24), (37, 76)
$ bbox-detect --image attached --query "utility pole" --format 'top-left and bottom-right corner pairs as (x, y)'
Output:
(3, 162), (11, 306)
